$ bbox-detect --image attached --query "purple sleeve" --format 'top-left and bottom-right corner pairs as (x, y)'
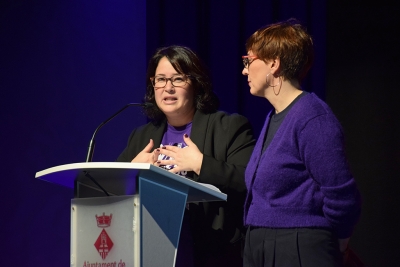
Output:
(299, 113), (361, 238)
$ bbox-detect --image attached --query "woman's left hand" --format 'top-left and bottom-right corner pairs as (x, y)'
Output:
(158, 134), (203, 175)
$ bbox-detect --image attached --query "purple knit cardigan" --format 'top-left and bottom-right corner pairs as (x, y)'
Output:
(244, 93), (361, 239)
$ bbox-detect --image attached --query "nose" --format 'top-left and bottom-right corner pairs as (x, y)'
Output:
(164, 78), (174, 88)
(242, 67), (248, 76)
(164, 80), (175, 93)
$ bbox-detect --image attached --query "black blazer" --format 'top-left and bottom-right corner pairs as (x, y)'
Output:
(117, 110), (255, 248)
(117, 110), (254, 191)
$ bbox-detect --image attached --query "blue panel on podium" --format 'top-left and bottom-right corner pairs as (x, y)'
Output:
(140, 177), (187, 267)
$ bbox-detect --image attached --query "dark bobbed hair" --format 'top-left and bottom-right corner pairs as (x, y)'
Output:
(246, 18), (314, 83)
(143, 45), (219, 123)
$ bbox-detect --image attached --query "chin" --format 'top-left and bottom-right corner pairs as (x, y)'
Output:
(250, 88), (260, 96)
(160, 107), (178, 115)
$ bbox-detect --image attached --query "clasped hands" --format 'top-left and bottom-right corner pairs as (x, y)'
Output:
(131, 134), (203, 175)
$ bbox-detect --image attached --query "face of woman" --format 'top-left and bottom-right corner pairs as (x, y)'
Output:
(153, 57), (195, 125)
(242, 51), (274, 97)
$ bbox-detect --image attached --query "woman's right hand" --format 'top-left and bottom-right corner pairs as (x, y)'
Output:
(131, 139), (160, 164)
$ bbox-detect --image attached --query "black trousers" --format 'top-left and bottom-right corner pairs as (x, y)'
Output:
(176, 210), (244, 267)
(243, 227), (344, 267)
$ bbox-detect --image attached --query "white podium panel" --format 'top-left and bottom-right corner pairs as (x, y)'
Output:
(71, 195), (140, 267)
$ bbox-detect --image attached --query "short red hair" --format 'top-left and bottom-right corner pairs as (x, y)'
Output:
(246, 18), (314, 83)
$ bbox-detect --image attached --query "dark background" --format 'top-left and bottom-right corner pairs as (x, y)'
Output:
(326, 2), (400, 266)
(1, 1), (399, 266)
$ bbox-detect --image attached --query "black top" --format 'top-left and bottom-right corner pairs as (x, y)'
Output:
(262, 91), (307, 152)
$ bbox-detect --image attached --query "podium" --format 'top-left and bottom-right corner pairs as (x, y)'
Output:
(35, 162), (227, 267)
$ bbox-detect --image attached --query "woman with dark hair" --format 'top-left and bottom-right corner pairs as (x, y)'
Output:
(143, 45), (219, 123)
(241, 19), (362, 267)
(117, 45), (255, 267)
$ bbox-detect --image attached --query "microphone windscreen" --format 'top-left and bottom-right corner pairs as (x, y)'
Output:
(143, 102), (154, 108)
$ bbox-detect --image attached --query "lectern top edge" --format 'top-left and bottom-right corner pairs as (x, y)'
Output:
(34, 162), (227, 202)
(35, 162), (152, 178)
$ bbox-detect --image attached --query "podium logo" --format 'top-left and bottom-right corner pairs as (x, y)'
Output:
(94, 213), (114, 260)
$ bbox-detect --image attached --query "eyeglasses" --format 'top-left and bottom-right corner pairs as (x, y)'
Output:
(150, 74), (191, 89)
(242, 55), (259, 68)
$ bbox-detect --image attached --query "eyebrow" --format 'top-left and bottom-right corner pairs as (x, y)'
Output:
(154, 73), (182, 77)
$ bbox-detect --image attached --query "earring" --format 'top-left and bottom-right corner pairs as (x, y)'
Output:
(266, 73), (282, 95)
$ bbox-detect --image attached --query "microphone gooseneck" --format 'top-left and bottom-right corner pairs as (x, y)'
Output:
(85, 102), (152, 162)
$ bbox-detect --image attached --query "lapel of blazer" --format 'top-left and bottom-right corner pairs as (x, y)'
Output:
(150, 120), (167, 148)
(189, 110), (210, 153)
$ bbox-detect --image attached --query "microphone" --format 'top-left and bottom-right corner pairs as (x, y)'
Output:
(85, 102), (153, 162)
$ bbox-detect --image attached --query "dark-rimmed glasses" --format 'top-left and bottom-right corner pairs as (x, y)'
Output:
(150, 74), (191, 89)
(242, 55), (259, 68)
